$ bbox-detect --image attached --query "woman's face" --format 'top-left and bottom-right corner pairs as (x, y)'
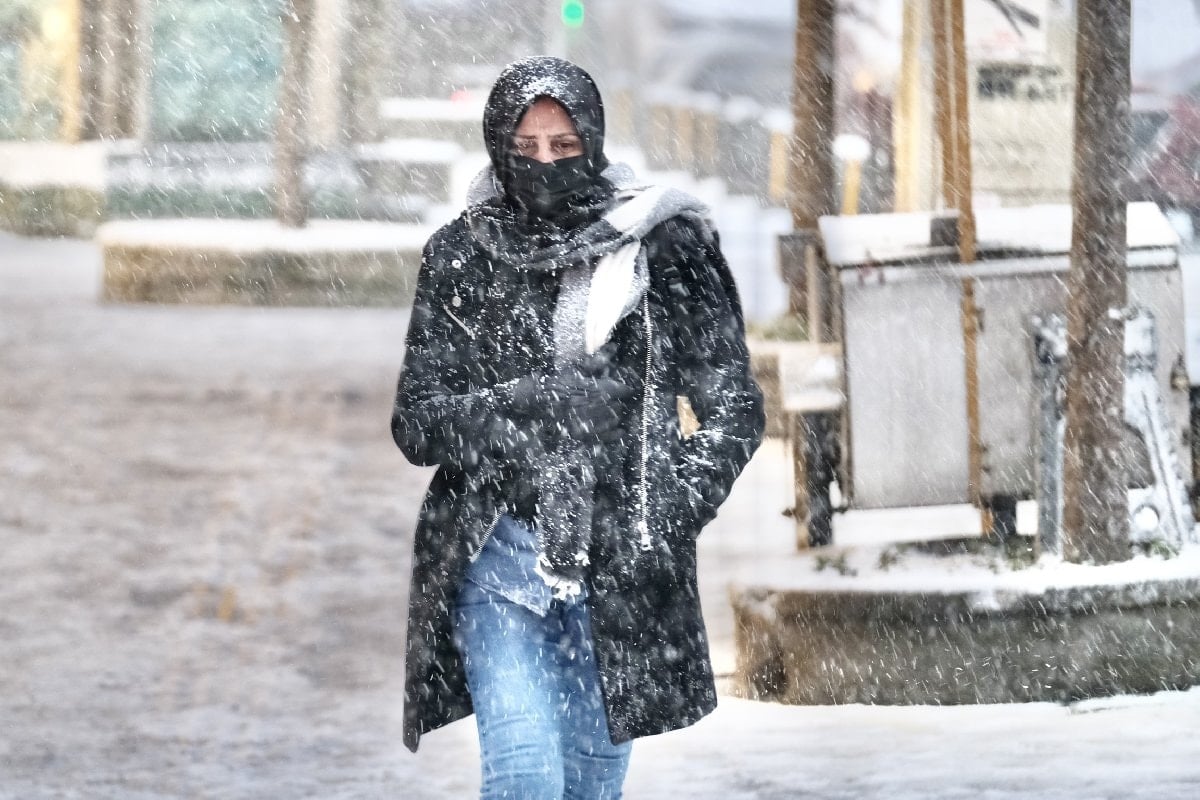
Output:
(511, 98), (584, 163)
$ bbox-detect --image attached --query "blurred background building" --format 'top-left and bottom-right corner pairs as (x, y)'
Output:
(0, 0), (1198, 231)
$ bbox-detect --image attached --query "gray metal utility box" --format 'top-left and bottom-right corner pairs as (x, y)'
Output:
(819, 203), (1189, 510)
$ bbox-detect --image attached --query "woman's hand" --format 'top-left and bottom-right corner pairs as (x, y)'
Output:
(550, 370), (634, 444)
(507, 365), (635, 446)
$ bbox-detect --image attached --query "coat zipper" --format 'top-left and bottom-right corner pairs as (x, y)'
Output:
(638, 292), (653, 551)
(442, 302), (476, 340)
(469, 512), (504, 563)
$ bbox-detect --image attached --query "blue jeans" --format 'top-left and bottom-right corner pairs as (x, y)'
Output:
(453, 580), (632, 799)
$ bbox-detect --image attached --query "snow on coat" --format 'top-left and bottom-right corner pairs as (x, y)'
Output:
(390, 55), (765, 753)
(392, 210), (765, 752)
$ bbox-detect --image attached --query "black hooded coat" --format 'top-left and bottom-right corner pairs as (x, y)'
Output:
(392, 57), (765, 753)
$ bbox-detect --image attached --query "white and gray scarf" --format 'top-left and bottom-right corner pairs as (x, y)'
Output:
(466, 162), (714, 597)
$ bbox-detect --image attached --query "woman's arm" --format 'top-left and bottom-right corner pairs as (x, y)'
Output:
(391, 240), (532, 469)
(654, 217), (767, 529)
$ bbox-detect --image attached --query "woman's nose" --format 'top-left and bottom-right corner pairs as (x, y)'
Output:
(530, 142), (555, 163)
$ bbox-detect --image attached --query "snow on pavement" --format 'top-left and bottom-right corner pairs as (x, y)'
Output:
(3, 231), (1200, 798)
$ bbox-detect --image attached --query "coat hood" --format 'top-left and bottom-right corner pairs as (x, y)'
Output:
(482, 56), (609, 188)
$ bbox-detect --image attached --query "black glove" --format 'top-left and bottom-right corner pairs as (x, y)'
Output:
(480, 410), (546, 462)
(557, 369), (635, 443)
(506, 362), (636, 447)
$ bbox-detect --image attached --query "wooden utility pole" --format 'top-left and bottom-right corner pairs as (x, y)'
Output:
(785, 0), (837, 324)
(1062, 0), (1132, 564)
(948, 0), (975, 262)
(931, 0), (976, 264)
(894, 0), (923, 213)
(933, 0), (986, 516)
(275, 0), (314, 228)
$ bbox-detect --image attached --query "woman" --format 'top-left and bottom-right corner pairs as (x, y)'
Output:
(392, 56), (764, 798)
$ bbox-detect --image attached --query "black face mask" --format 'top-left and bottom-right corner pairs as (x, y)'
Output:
(504, 155), (594, 219)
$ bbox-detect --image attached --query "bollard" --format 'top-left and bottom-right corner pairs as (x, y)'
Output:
(792, 410), (839, 548)
(1032, 312), (1067, 554)
(672, 102), (695, 173)
(1191, 384), (1200, 519)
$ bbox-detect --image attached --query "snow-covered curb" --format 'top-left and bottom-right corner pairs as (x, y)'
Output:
(99, 219), (432, 306)
(98, 218), (434, 255)
(732, 540), (1200, 706)
(733, 540), (1200, 599)
(0, 141), (112, 189)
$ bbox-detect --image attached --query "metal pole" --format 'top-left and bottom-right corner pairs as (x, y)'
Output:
(1061, 0), (1132, 564)
(544, 0), (567, 58)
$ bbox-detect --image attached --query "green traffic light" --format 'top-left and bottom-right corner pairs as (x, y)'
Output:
(561, 0), (584, 28)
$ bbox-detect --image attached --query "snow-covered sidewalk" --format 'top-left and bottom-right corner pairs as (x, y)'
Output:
(3, 231), (1199, 798)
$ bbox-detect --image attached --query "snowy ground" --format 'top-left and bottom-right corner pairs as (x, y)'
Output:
(3, 232), (1200, 798)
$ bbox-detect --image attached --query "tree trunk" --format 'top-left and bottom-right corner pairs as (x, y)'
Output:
(275, 0), (314, 228)
(76, 0), (103, 140)
(1061, 0), (1132, 564)
(96, 0), (152, 140)
(789, 0), (836, 231)
(785, 0), (837, 317)
(343, 0), (385, 144)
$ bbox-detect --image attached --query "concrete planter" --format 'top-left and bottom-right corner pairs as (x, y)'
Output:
(100, 219), (430, 307)
(0, 141), (110, 237)
(0, 182), (105, 238)
(733, 545), (1200, 705)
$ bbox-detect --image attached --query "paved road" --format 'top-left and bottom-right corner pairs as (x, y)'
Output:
(1, 232), (432, 797)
